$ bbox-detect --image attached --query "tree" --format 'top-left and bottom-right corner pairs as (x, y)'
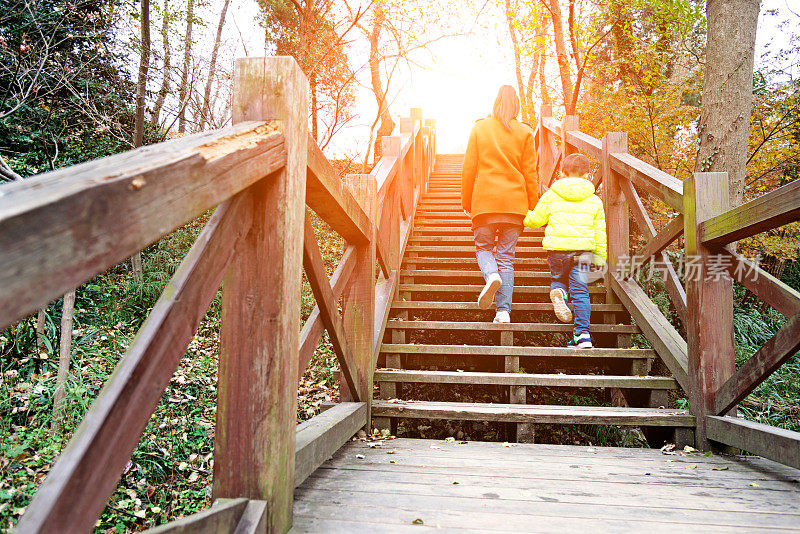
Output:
(0, 0), (139, 173)
(258, 0), (362, 147)
(199, 0), (230, 130)
(695, 0), (761, 207)
(177, 0), (194, 134)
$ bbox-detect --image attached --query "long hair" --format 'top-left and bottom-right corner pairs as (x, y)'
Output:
(492, 85), (520, 131)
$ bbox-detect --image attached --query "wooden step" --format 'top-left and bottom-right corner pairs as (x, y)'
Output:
(400, 269), (553, 282)
(408, 236), (543, 245)
(380, 344), (654, 359)
(400, 283), (607, 294)
(406, 245), (545, 255)
(381, 343), (656, 360)
(402, 257), (548, 268)
(399, 271), (605, 285)
(373, 370), (678, 389)
(371, 400), (695, 426)
(412, 227), (544, 236)
(386, 320), (639, 334)
(390, 301), (626, 313)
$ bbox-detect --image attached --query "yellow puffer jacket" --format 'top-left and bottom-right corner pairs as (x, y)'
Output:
(523, 177), (607, 264)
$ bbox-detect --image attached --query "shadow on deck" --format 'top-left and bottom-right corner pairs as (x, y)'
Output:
(292, 438), (800, 533)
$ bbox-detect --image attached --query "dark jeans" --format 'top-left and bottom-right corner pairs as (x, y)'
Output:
(548, 251), (591, 336)
(472, 224), (523, 312)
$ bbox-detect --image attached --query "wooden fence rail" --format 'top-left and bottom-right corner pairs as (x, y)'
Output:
(537, 105), (800, 468)
(2, 56), (434, 533)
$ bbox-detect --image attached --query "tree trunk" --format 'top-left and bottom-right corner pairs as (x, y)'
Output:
(311, 73), (318, 141)
(178, 0), (194, 134)
(504, 0), (528, 122)
(695, 0), (760, 207)
(548, 0), (573, 114)
(134, 0), (150, 147)
(51, 290), (75, 434)
(151, 0), (172, 127)
(539, 39), (550, 106)
(200, 0), (230, 130)
(132, 0), (150, 282)
(369, 2), (395, 159)
(35, 308), (47, 353)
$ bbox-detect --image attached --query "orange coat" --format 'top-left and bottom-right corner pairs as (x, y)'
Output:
(461, 117), (538, 218)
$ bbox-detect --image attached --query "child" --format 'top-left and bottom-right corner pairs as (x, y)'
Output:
(523, 153), (606, 348)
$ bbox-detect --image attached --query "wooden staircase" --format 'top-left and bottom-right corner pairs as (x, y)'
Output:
(372, 154), (694, 444)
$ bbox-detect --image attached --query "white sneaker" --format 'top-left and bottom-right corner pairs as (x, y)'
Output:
(550, 288), (573, 323)
(493, 310), (510, 323)
(478, 273), (502, 309)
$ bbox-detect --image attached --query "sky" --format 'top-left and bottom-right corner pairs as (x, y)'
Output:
(221, 0), (798, 157)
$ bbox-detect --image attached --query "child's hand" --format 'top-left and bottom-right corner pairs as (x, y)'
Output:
(523, 210), (536, 228)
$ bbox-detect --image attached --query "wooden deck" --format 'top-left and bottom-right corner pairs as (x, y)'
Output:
(291, 438), (800, 533)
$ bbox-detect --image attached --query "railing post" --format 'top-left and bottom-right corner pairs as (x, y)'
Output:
(213, 56), (307, 532)
(562, 114), (579, 158)
(684, 172), (735, 448)
(341, 174), (376, 422)
(602, 133), (631, 349)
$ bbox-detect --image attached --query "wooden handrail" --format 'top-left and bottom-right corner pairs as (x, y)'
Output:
(0, 122), (285, 330)
(698, 179), (800, 246)
(609, 152), (684, 212)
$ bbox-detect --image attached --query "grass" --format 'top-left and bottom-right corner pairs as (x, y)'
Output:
(0, 208), (344, 532)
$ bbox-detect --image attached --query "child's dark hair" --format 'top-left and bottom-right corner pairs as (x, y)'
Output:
(562, 153), (591, 177)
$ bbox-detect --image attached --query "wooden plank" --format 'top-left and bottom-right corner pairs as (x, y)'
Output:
(619, 176), (687, 324)
(294, 402), (367, 487)
(380, 344), (655, 359)
(302, 215), (362, 400)
(340, 174), (376, 414)
(683, 172), (735, 446)
(213, 56), (306, 533)
(400, 284), (606, 294)
(699, 179), (800, 246)
(386, 320), (639, 334)
(713, 311), (800, 415)
(297, 247), (356, 380)
(601, 133), (630, 344)
(707, 416), (800, 470)
(371, 400), (695, 426)
(17, 196), (253, 533)
(306, 135), (371, 244)
(400, 269), (551, 280)
(609, 275), (689, 390)
(609, 152), (684, 212)
(390, 301), (626, 313)
(231, 500), (268, 534)
(633, 215), (684, 260)
(145, 498), (249, 533)
(0, 122), (284, 331)
(373, 370), (678, 389)
(565, 130), (602, 159)
(720, 249), (800, 317)
(373, 271), (399, 361)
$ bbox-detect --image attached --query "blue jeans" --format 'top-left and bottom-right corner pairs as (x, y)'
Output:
(548, 251), (591, 336)
(473, 224), (523, 312)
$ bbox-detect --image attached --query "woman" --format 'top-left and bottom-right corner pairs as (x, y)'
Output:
(461, 85), (538, 323)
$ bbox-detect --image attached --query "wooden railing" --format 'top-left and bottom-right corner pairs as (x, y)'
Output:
(1, 56), (435, 533)
(537, 106), (800, 469)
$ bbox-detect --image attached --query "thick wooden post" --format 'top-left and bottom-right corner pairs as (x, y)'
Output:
(213, 56), (307, 533)
(684, 172), (735, 447)
(561, 115), (579, 158)
(341, 174), (376, 424)
(602, 133), (631, 349)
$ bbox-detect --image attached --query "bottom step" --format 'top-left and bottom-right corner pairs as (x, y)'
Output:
(372, 400), (695, 427)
